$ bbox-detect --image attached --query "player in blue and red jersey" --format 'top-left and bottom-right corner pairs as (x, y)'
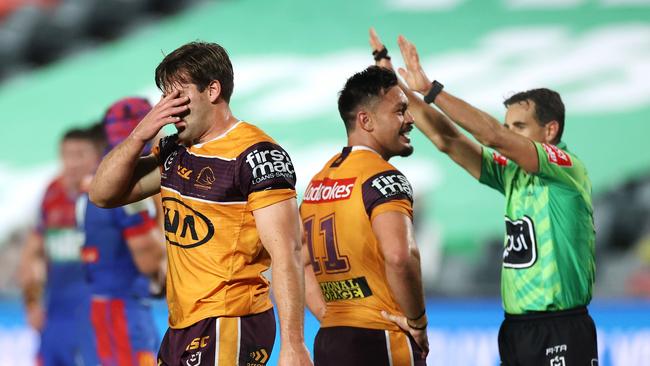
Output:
(19, 127), (104, 366)
(79, 97), (166, 366)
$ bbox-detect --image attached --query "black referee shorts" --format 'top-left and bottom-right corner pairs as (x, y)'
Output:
(498, 306), (598, 366)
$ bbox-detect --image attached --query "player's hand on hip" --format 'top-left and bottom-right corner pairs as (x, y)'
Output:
(131, 90), (189, 143)
(369, 27), (395, 70)
(278, 342), (313, 366)
(381, 310), (430, 357)
(397, 35), (433, 95)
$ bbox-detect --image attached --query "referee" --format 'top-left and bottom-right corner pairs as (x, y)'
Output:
(369, 29), (598, 365)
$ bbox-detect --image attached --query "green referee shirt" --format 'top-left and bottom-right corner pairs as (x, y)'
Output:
(479, 141), (595, 314)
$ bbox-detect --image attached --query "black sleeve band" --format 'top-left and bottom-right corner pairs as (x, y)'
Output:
(423, 80), (444, 104)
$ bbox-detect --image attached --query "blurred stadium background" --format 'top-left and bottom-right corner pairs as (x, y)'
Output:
(1, 0), (649, 365)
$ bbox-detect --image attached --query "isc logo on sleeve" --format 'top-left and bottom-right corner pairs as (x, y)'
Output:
(303, 178), (356, 203)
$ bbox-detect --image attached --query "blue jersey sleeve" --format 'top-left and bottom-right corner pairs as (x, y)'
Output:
(111, 198), (158, 238)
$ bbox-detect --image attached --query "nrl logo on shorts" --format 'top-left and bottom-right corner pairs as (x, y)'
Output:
(185, 351), (201, 366)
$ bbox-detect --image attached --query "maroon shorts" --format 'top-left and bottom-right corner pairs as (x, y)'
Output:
(157, 308), (276, 366)
(314, 326), (427, 366)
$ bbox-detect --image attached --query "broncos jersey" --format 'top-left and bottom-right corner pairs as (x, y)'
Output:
(300, 146), (414, 331)
(153, 121), (297, 329)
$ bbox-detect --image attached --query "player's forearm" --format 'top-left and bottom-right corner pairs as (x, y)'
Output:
(304, 263), (326, 322)
(404, 86), (464, 152)
(384, 247), (426, 320)
(272, 244), (307, 345)
(90, 136), (147, 207)
(434, 91), (506, 148)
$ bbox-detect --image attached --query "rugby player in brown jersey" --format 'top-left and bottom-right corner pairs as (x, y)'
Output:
(89, 41), (312, 366)
(301, 66), (429, 365)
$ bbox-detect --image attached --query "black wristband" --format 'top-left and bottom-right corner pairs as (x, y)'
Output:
(407, 308), (426, 321)
(407, 319), (428, 331)
(423, 80), (444, 104)
(372, 47), (391, 62)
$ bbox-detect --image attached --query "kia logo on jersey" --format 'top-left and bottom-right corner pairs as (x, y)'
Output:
(503, 216), (537, 269)
(303, 177), (356, 203)
(162, 197), (215, 249)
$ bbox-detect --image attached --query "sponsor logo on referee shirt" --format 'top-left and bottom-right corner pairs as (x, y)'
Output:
(503, 216), (537, 269)
(493, 152), (508, 166)
(245, 148), (295, 184)
(542, 144), (572, 167)
(303, 177), (356, 203)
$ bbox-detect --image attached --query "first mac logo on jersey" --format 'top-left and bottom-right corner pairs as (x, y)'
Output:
(245, 147), (295, 184)
(371, 173), (413, 200)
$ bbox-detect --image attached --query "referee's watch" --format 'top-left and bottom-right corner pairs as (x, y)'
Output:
(423, 80), (444, 104)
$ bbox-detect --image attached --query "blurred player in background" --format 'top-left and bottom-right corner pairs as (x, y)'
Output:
(369, 29), (597, 365)
(301, 66), (428, 365)
(79, 97), (166, 366)
(19, 127), (103, 366)
(88, 42), (312, 366)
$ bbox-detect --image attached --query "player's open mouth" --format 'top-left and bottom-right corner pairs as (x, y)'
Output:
(399, 127), (412, 142)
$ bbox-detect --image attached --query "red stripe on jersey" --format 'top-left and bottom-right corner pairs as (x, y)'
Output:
(123, 213), (158, 238)
(90, 299), (113, 362)
(110, 299), (135, 366)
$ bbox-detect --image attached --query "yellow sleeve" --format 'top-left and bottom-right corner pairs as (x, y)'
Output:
(248, 188), (297, 212)
(370, 199), (413, 221)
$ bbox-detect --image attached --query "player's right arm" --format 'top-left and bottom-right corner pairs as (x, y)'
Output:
(301, 221), (327, 322)
(18, 230), (46, 331)
(89, 91), (189, 208)
(369, 28), (482, 179)
(373, 211), (429, 355)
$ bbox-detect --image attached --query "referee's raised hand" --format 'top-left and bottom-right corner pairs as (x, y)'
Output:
(397, 35), (433, 96)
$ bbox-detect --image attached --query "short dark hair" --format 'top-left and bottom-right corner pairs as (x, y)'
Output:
(504, 88), (565, 143)
(155, 41), (234, 102)
(338, 66), (398, 132)
(61, 127), (88, 142)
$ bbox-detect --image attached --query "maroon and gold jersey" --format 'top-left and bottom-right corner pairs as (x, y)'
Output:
(153, 121), (297, 328)
(300, 146), (414, 331)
